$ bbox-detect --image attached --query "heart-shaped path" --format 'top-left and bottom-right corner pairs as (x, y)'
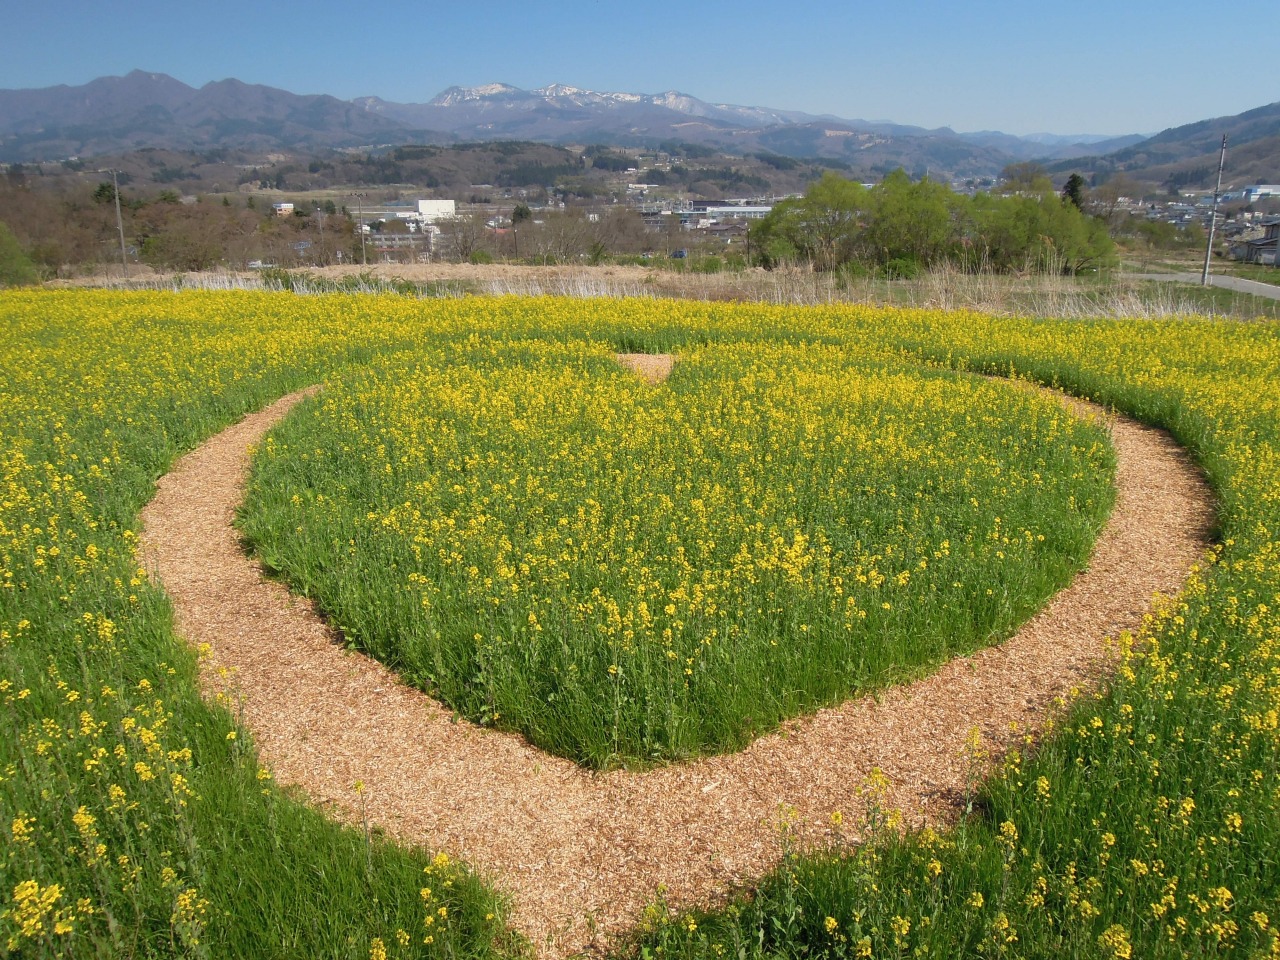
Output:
(140, 357), (1213, 957)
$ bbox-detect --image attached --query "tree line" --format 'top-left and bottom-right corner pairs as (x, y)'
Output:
(751, 169), (1115, 276)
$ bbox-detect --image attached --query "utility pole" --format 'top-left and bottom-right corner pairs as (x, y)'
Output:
(1201, 135), (1227, 286)
(352, 193), (368, 266)
(99, 168), (129, 278)
(315, 203), (325, 265)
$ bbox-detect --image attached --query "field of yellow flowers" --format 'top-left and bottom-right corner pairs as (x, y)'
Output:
(2, 289), (1278, 959)
(241, 338), (1112, 766)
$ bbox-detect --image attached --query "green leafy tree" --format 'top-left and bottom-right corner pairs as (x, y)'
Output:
(1000, 161), (1054, 195)
(964, 191), (1113, 274)
(754, 168), (1114, 275)
(751, 171), (869, 270)
(860, 170), (959, 269)
(0, 221), (40, 286)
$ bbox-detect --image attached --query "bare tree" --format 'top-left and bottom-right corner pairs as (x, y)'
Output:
(596, 208), (649, 256)
(438, 212), (490, 262)
(528, 210), (596, 263)
(1090, 173), (1144, 225)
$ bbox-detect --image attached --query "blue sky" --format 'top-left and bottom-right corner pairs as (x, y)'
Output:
(2, 0), (1274, 136)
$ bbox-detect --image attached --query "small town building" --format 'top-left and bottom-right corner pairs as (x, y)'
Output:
(1230, 217), (1280, 265)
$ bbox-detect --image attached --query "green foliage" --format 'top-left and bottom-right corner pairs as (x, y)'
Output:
(1000, 161), (1054, 195)
(659, 140), (718, 159)
(881, 256), (922, 280)
(751, 172), (870, 271)
(753, 170), (1116, 275)
(0, 221), (40, 286)
(1118, 217), (1204, 251)
(751, 152), (800, 171)
(585, 151), (633, 173)
(1061, 172), (1087, 211)
(962, 190), (1115, 273)
(862, 170), (956, 266)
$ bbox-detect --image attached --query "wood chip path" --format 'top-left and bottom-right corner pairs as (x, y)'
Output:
(139, 355), (1214, 958)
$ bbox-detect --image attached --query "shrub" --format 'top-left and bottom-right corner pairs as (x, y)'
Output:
(0, 221), (39, 286)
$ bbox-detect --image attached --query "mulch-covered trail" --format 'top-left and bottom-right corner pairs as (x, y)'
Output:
(139, 357), (1214, 958)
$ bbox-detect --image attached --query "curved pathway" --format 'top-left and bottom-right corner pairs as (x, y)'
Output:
(139, 361), (1214, 958)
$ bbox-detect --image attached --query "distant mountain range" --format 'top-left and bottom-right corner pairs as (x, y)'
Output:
(0, 72), (408, 160)
(0, 71), (1275, 188)
(1047, 100), (1280, 189)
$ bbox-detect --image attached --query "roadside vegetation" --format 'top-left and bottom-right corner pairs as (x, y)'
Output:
(1224, 262), (1280, 287)
(0, 221), (39, 286)
(2, 290), (1277, 959)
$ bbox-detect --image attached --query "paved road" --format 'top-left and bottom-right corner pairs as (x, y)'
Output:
(1127, 271), (1280, 300)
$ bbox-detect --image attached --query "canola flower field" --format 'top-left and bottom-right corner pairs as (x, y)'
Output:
(241, 339), (1112, 767)
(1, 289), (1278, 959)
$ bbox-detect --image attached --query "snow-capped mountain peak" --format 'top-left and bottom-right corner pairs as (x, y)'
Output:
(535, 83), (587, 97)
(428, 83), (522, 106)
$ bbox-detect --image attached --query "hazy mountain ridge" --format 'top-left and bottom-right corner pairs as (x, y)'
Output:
(0, 71), (1272, 187)
(1046, 100), (1280, 188)
(0, 71), (424, 159)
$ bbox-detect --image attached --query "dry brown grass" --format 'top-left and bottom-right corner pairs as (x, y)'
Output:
(48, 260), (1248, 319)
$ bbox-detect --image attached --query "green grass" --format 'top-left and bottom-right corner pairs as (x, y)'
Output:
(1131, 279), (1280, 320)
(1224, 262), (1280, 288)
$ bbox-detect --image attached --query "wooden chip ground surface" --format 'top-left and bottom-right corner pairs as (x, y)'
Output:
(139, 356), (1214, 958)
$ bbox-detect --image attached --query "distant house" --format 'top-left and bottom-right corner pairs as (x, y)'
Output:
(696, 205), (774, 221)
(1241, 185), (1280, 204)
(416, 199), (456, 223)
(272, 202), (294, 217)
(1231, 218), (1280, 265)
